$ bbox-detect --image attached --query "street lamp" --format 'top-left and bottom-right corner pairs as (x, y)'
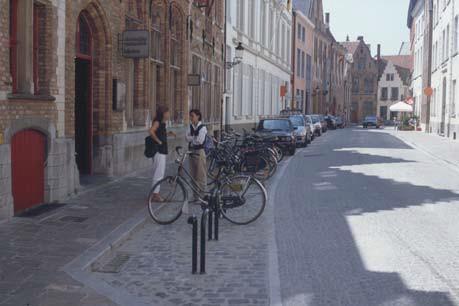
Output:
(226, 42), (244, 69)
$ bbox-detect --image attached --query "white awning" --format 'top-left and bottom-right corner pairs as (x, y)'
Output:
(389, 101), (413, 112)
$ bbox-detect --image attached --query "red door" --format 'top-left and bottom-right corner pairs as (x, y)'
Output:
(11, 129), (46, 213)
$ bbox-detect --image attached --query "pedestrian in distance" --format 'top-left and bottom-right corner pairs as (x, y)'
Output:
(149, 106), (176, 202)
(186, 109), (207, 201)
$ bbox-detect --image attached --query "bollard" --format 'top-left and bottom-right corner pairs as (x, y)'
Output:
(208, 210), (213, 240)
(214, 199), (219, 241)
(200, 209), (209, 274)
(187, 216), (198, 274)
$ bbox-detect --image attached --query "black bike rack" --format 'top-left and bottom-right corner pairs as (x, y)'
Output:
(188, 195), (221, 275)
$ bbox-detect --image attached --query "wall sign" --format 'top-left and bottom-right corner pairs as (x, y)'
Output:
(188, 74), (201, 86)
(121, 30), (149, 58)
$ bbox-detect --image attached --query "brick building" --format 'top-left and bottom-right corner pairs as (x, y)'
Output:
(0, 0), (224, 221)
(341, 36), (378, 123)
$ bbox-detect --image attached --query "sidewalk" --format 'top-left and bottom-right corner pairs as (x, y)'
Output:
(0, 169), (155, 306)
(389, 130), (459, 170)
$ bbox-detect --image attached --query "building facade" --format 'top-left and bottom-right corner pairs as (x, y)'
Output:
(429, 0), (459, 137)
(341, 37), (378, 123)
(0, 0), (224, 220)
(291, 8), (314, 113)
(224, 0), (292, 130)
(408, 0), (427, 126)
(377, 56), (412, 121)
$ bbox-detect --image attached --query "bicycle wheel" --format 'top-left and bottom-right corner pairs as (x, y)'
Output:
(220, 175), (267, 225)
(148, 176), (187, 225)
(240, 155), (271, 181)
(274, 145), (284, 162)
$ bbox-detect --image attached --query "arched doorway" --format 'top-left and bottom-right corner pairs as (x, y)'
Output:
(11, 129), (46, 213)
(441, 77), (447, 135)
(75, 13), (93, 174)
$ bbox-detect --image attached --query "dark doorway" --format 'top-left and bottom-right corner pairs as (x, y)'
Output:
(75, 58), (92, 174)
(75, 13), (93, 174)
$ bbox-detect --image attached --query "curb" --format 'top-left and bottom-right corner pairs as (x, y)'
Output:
(392, 132), (459, 174)
(63, 209), (151, 306)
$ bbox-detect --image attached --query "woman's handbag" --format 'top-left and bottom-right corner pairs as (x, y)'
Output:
(144, 136), (157, 158)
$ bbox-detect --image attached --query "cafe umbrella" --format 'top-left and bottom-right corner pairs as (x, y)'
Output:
(389, 101), (413, 129)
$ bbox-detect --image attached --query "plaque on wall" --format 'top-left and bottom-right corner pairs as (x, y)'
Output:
(121, 30), (150, 58)
(113, 79), (126, 111)
(188, 74), (201, 86)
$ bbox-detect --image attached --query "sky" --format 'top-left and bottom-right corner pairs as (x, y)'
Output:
(322, 0), (411, 56)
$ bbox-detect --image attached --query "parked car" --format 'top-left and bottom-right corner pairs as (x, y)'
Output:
(284, 115), (312, 147)
(324, 115), (337, 130)
(255, 118), (296, 155)
(310, 115), (323, 136)
(335, 116), (345, 128)
(314, 114), (328, 133)
(362, 116), (381, 128)
(304, 115), (316, 141)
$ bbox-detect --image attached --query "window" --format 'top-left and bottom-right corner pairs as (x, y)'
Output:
(302, 27), (305, 42)
(363, 101), (373, 117)
(391, 87), (399, 101)
(381, 87), (388, 100)
(357, 58), (365, 70)
(9, 0), (18, 93)
(455, 16), (458, 53)
(452, 80), (456, 115)
(386, 73), (394, 81)
(442, 29), (446, 61)
(237, 0), (244, 31)
(446, 24), (450, 59)
(248, 0), (255, 38)
(260, 1), (266, 45)
(297, 23), (301, 39)
(170, 5), (184, 123)
(213, 65), (221, 123)
(364, 78), (373, 93)
(296, 49), (301, 77)
(150, 2), (163, 61)
(301, 51), (305, 78)
(352, 78), (359, 93)
(192, 55), (201, 110)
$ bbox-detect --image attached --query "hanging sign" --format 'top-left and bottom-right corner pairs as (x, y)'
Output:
(121, 30), (149, 58)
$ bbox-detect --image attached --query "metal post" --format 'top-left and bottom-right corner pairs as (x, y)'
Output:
(187, 216), (198, 274)
(214, 198), (219, 241)
(200, 209), (209, 274)
(208, 210), (213, 240)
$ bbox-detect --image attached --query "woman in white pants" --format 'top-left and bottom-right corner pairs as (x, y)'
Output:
(150, 106), (175, 201)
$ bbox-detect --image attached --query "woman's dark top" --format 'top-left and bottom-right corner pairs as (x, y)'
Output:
(154, 120), (168, 154)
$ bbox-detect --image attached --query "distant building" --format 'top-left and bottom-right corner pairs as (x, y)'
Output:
(377, 55), (413, 121)
(291, 8), (314, 113)
(224, 0), (292, 130)
(341, 36), (379, 123)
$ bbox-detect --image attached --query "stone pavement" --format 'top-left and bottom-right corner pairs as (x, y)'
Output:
(388, 129), (459, 170)
(0, 169), (157, 306)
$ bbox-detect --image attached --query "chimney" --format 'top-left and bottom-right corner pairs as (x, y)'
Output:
(325, 13), (330, 25)
(346, 35), (350, 42)
(377, 44), (381, 61)
(357, 36), (364, 41)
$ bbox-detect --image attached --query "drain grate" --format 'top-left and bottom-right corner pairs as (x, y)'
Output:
(59, 215), (88, 223)
(95, 253), (131, 273)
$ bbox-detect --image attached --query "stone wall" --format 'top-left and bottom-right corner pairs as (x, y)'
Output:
(0, 145), (13, 221)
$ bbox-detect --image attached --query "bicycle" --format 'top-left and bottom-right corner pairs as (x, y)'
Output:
(148, 146), (267, 225)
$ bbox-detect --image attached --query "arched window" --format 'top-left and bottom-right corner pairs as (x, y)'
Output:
(149, 1), (165, 121)
(76, 15), (92, 57)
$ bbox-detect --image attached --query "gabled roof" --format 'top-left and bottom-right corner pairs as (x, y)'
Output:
(381, 55), (413, 71)
(340, 41), (360, 55)
(378, 58), (412, 85)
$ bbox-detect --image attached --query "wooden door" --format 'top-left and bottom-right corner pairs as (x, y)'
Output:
(11, 129), (45, 213)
